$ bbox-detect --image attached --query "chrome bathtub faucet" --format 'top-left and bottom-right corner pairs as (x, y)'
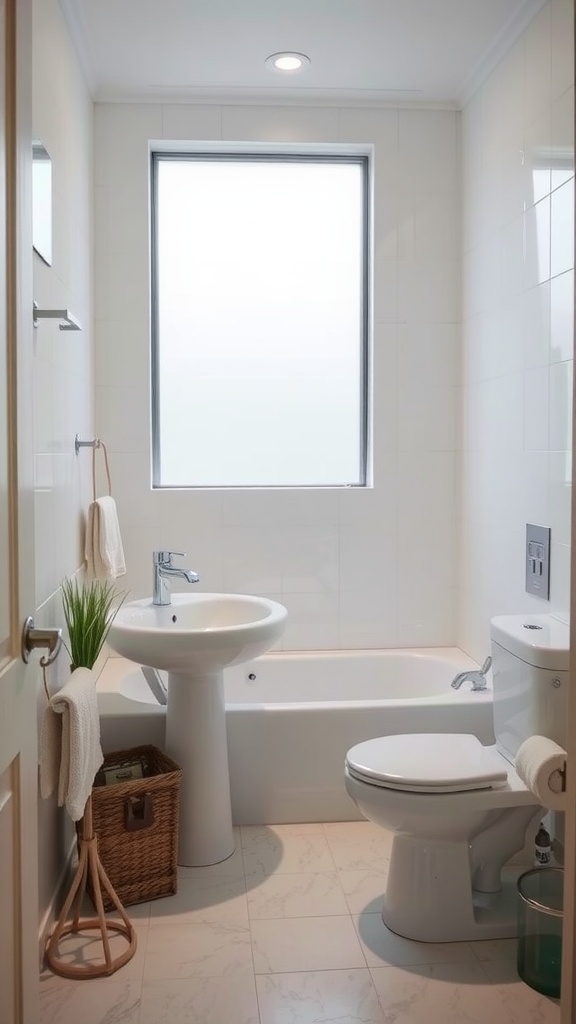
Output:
(152, 550), (200, 606)
(450, 655), (492, 691)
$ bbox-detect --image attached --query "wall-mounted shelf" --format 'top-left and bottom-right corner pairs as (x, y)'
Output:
(33, 301), (82, 332)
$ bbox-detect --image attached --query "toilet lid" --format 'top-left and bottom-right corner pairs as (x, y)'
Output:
(345, 734), (509, 793)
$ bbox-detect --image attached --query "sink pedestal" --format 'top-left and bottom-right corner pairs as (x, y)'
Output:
(106, 593), (287, 865)
(165, 670), (235, 866)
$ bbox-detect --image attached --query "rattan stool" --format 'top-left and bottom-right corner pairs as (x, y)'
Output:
(45, 794), (137, 979)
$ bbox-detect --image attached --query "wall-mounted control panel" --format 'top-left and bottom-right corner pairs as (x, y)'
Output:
(525, 523), (550, 600)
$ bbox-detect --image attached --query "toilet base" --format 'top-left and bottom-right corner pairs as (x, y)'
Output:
(382, 834), (524, 942)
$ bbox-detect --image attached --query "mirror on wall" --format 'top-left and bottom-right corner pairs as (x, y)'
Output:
(32, 141), (52, 266)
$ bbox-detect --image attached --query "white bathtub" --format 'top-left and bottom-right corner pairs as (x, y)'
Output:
(97, 648), (495, 824)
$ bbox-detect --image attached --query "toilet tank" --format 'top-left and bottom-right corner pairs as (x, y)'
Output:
(490, 614), (569, 765)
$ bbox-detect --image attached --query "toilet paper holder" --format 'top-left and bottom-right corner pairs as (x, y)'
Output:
(554, 764), (567, 793)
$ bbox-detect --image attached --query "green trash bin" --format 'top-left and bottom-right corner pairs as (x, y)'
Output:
(517, 867), (563, 998)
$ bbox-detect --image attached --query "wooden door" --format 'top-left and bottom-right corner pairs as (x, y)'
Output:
(0, 0), (37, 1021)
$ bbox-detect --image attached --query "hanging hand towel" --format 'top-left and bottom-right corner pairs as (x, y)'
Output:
(84, 440), (126, 580)
(85, 495), (126, 581)
(40, 667), (104, 822)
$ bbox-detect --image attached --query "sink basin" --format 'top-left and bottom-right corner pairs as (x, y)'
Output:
(108, 592), (287, 673)
(106, 592), (287, 868)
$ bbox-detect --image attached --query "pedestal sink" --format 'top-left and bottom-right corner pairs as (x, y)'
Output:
(107, 593), (287, 866)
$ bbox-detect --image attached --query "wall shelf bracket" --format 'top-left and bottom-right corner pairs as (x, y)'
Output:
(33, 301), (82, 332)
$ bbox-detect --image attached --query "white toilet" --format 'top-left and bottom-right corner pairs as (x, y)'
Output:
(344, 614), (568, 942)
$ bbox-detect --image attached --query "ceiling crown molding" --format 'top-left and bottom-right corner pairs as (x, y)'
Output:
(458, 0), (548, 108)
(94, 84), (458, 109)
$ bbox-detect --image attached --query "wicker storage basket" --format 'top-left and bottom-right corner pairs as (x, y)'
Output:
(82, 745), (182, 911)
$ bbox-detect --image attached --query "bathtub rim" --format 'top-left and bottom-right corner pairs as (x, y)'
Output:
(97, 646), (486, 716)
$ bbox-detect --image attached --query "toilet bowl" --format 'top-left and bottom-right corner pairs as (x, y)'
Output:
(344, 615), (569, 943)
(345, 734), (540, 941)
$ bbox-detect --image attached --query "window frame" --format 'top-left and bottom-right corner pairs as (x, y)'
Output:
(150, 148), (371, 489)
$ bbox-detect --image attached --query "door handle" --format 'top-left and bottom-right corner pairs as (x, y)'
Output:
(21, 616), (62, 667)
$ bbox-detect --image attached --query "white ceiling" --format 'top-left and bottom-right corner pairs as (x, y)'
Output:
(59, 0), (546, 107)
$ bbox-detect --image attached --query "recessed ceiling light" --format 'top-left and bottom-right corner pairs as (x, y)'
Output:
(265, 52), (310, 73)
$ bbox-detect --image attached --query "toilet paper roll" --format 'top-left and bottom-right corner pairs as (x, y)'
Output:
(515, 735), (567, 811)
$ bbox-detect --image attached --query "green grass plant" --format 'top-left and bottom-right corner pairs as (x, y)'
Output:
(61, 577), (126, 670)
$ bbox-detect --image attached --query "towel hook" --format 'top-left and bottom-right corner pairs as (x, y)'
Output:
(21, 616), (62, 667)
(75, 434), (101, 455)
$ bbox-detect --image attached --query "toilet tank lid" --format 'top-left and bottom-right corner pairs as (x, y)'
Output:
(490, 615), (569, 671)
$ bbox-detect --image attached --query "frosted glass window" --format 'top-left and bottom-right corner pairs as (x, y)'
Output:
(152, 154), (368, 487)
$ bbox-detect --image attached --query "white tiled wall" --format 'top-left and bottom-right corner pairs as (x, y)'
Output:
(32, 0), (94, 928)
(458, 0), (574, 660)
(94, 104), (459, 649)
(32, 0), (94, 604)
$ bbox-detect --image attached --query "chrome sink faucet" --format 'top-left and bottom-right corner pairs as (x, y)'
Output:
(153, 550), (200, 606)
(450, 655), (492, 691)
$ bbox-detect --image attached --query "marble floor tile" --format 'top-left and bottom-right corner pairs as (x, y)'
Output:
(246, 870), (349, 919)
(37, 817), (564, 1024)
(241, 828), (336, 877)
(469, 937), (518, 962)
(370, 961), (518, 1023)
(323, 829), (393, 872)
(144, 921), (254, 981)
(256, 969), (386, 1024)
(251, 915), (367, 974)
(39, 977), (141, 1024)
(339, 869), (388, 914)
(138, 975), (260, 1024)
(480, 958), (561, 1023)
(354, 913), (477, 967)
(177, 826), (245, 879)
(149, 875), (249, 925)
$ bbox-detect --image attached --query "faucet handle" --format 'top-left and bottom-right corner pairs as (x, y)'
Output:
(480, 655), (492, 676)
(153, 549), (186, 566)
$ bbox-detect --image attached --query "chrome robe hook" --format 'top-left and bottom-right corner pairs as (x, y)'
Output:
(21, 616), (62, 667)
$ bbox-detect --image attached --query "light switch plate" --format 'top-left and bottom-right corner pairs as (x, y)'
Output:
(525, 523), (550, 599)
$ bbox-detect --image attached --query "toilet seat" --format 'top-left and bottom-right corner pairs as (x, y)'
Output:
(345, 733), (509, 793)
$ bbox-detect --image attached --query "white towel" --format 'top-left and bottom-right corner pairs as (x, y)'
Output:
(40, 668), (104, 822)
(515, 735), (567, 812)
(85, 495), (126, 580)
